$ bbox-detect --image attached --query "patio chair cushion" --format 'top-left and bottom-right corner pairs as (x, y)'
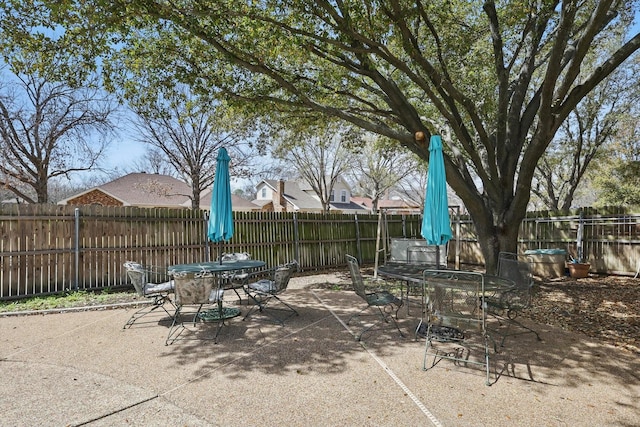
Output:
(364, 291), (402, 307)
(123, 261), (176, 329)
(242, 261), (298, 325)
(246, 279), (277, 294)
(145, 280), (174, 295)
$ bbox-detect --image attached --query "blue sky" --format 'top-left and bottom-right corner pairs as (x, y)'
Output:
(94, 11), (640, 186)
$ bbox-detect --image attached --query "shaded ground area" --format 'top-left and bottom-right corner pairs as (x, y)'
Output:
(312, 267), (640, 356)
(2, 267), (638, 355)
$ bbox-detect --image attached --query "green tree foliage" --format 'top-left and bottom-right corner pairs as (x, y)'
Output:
(532, 80), (623, 210)
(594, 160), (640, 206)
(592, 112), (640, 206)
(3, 0), (639, 270)
(532, 32), (640, 211)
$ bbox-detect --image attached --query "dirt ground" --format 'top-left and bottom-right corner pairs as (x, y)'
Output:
(521, 273), (640, 354)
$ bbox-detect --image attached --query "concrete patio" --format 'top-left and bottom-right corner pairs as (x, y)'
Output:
(1, 274), (638, 426)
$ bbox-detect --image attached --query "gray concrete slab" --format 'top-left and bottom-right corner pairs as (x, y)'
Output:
(1, 281), (639, 426)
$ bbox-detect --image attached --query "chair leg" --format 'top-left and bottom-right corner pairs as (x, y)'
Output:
(166, 306), (184, 345)
(232, 288), (243, 304)
(422, 326), (494, 386)
(489, 311), (541, 347)
(166, 303), (229, 345)
(347, 305), (404, 341)
(242, 290), (267, 321)
(243, 293), (298, 325)
(123, 294), (175, 329)
(484, 334), (491, 386)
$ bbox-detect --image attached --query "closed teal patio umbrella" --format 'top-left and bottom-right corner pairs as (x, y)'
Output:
(208, 147), (234, 261)
(421, 135), (452, 268)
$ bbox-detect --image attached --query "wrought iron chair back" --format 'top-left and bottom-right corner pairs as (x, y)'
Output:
(220, 252), (252, 303)
(166, 271), (226, 345)
(122, 261), (175, 329)
(345, 254), (404, 341)
(242, 261), (299, 325)
(345, 254), (369, 300)
(422, 269), (492, 385)
(487, 252), (541, 344)
(496, 252), (533, 311)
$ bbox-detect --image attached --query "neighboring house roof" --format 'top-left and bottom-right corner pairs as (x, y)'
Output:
(255, 179), (367, 213)
(351, 196), (372, 211)
(352, 196), (422, 214)
(59, 173), (193, 208)
(267, 179), (324, 211)
(59, 172), (261, 211)
(200, 191), (261, 212)
(331, 201), (371, 212)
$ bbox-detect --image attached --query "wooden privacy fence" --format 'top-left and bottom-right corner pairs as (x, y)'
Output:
(0, 204), (422, 299)
(1, 204), (639, 300)
(456, 206), (640, 276)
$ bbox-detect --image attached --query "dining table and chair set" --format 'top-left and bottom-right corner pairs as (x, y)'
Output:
(348, 247), (539, 386)
(122, 254), (298, 345)
(122, 243), (538, 385)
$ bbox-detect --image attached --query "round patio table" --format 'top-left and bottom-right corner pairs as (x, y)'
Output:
(168, 260), (266, 275)
(166, 260), (266, 343)
(377, 264), (515, 315)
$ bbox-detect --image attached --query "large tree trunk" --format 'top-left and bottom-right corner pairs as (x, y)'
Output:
(454, 174), (526, 274)
(468, 208), (523, 274)
(36, 177), (49, 204)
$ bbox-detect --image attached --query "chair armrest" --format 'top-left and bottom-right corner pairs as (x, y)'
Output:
(244, 261), (298, 283)
(243, 267), (276, 283)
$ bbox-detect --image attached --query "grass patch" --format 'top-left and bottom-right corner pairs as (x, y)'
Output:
(0, 289), (139, 313)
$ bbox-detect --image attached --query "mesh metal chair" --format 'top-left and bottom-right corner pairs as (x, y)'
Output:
(220, 252), (252, 304)
(122, 261), (175, 329)
(242, 261), (299, 325)
(166, 271), (227, 345)
(486, 252), (541, 345)
(422, 269), (493, 385)
(345, 254), (404, 341)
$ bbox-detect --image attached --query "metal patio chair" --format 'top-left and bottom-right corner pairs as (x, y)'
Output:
(422, 269), (493, 385)
(485, 252), (541, 346)
(220, 252), (252, 304)
(242, 260), (299, 325)
(122, 261), (175, 329)
(345, 254), (404, 341)
(166, 271), (227, 345)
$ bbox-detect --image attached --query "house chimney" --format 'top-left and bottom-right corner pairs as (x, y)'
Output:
(277, 180), (286, 212)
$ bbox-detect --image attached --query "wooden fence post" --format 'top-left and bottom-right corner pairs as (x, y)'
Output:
(354, 213), (362, 262)
(293, 211), (300, 265)
(74, 208), (80, 291)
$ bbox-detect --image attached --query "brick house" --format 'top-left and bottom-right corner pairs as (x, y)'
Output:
(59, 172), (260, 211)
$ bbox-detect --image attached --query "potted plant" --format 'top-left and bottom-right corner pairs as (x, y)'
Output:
(568, 255), (590, 278)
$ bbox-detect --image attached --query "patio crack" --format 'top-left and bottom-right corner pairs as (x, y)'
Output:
(311, 290), (443, 427)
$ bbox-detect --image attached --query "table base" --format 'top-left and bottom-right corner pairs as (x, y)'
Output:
(197, 307), (241, 322)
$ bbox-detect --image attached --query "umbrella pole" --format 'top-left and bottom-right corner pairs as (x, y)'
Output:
(374, 210), (382, 278)
(435, 245), (440, 269)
